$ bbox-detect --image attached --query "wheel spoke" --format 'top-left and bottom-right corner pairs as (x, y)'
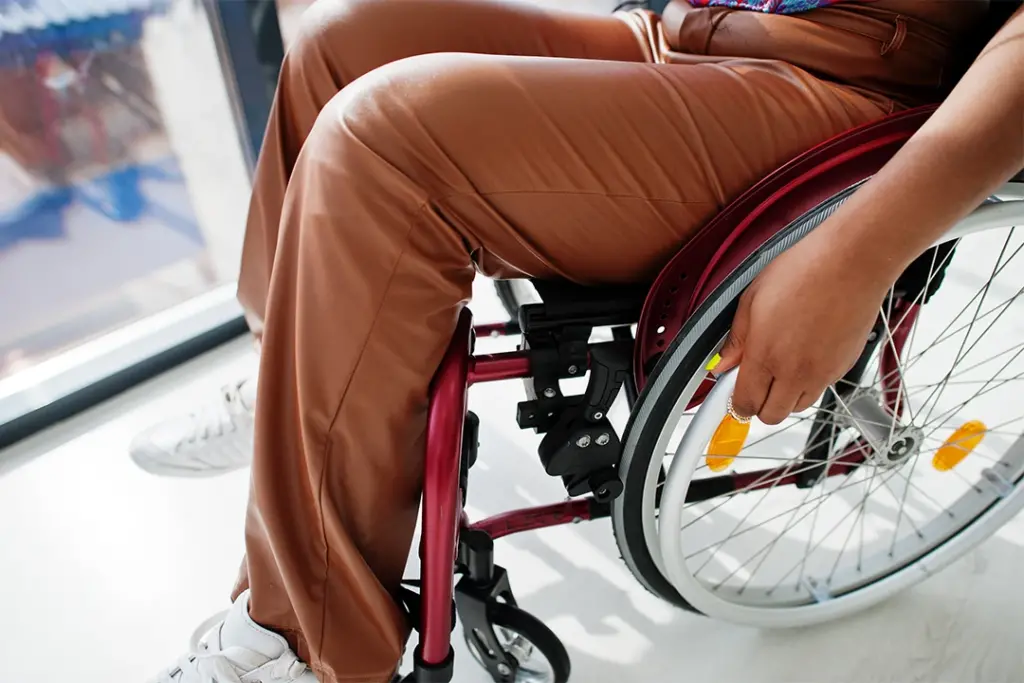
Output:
(684, 467), (876, 561)
(892, 235), (1024, 385)
(918, 348), (1024, 433)
(765, 465), (915, 594)
(680, 430), (867, 527)
(640, 218), (1024, 617)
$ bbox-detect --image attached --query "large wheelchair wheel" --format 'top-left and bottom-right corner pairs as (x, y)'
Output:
(613, 182), (1024, 627)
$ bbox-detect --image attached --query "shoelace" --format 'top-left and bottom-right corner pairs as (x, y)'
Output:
(158, 613), (309, 683)
(161, 650), (308, 683)
(176, 383), (252, 451)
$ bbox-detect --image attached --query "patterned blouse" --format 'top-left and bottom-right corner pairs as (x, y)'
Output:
(687, 0), (864, 13)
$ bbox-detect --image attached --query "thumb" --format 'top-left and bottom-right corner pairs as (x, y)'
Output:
(711, 292), (752, 376)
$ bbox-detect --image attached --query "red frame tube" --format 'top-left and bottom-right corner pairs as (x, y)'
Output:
(881, 301), (919, 416)
(420, 310), (472, 665)
(468, 352), (531, 384)
(470, 499), (594, 540)
(420, 323), (586, 662)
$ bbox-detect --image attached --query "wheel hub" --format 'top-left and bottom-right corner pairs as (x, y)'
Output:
(873, 427), (924, 467)
(838, 388), (922, 468)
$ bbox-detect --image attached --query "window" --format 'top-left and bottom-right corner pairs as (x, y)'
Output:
(0, 0), (256, 435)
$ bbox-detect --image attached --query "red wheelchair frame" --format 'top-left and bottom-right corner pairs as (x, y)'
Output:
(399, 104), (981, 682)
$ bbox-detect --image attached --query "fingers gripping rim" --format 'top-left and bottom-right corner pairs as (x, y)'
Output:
(657, 327), (1024, 628)
(613, 185), (1024, 621)
(611, 186), (859, 609)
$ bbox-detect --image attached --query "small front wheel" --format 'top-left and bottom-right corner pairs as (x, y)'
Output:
(464, 602), (571, 683)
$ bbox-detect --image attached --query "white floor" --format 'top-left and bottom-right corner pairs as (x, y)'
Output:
(3, 283), (1024, 683)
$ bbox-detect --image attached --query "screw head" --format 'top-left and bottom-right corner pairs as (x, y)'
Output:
(568, 365), (579, 375)
(576, 435), (592, 448)
(543, 387), (557, 398)
(596, 433), (611, 446)
(497, 663), (512, 677)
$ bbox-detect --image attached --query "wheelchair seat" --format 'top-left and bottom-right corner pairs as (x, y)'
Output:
(526, 278), (648, 327)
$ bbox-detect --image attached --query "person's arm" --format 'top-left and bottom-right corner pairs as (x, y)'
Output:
(811, 3), (1024, 288)
(718, 5), (1024, 423)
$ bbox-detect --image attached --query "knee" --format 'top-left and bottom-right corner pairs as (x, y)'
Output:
(326, 53), (502, 185)
(338, 51), (507, 134)
(286, 0), (415, 84)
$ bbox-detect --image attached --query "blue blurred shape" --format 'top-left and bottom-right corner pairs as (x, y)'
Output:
(0, 184), (72, 249)
(0, 0), (172, 63)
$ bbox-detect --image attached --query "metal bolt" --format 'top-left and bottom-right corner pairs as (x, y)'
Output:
(572, 516), (583, 524)
(497, 663), (512, 677)
(867, 331), (878, 342)
(543, 387), (557, 398)
(576, 435), (592, 448)
(596, 433), (611, 446)
(567, 365), (579, 375)
(592, 411), (604, 420)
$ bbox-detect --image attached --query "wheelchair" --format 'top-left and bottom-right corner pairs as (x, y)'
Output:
(397, 105), (1024, 683)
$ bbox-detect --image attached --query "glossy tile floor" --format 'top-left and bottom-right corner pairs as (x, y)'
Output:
(3, 282), (1024, 683)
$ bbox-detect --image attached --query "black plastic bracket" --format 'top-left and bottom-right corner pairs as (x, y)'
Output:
(405, 645), (455, 683)
(460, 411), (480, 501)
(454, 530), (520, 683)
(512, 292), (636, 502)
(892, 240), (958, 305)
(533, 341), (631, 501)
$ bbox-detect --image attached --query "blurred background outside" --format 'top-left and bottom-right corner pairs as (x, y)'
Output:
(0, 0), (611, 437)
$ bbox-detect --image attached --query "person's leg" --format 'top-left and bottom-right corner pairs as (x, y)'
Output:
(243, 49), (889, 683)
(131, 0), (652, 478)
(236, 0), (656, 335)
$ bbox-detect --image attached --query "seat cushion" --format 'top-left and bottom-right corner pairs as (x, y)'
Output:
(530, 279), (648, 322)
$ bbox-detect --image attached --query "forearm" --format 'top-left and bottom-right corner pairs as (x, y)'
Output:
(815, 5), (1024, 287)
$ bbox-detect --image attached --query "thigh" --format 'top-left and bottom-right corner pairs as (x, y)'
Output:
(238, 0), (650, 334)
(335, 52), (891, 283)
(296, 0), (651, 82)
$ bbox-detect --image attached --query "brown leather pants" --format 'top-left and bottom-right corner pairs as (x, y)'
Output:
(231, 0), (979, 680)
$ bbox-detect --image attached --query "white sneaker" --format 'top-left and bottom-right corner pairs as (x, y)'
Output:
(130, 377), (257, 477)
(154, 590), (318, 683)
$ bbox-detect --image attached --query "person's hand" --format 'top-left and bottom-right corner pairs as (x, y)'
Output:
(712, 233), (893, 425)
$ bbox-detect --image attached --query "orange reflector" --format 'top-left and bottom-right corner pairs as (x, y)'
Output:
(706, 413), (751, 472)
(933, 420), (986, 472)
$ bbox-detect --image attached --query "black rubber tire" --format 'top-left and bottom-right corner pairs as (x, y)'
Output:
(610, 188), (859, 611)
(464, 602), (572, 683)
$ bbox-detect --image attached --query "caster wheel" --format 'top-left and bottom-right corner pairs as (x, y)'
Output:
(464, 602), (571, 683)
